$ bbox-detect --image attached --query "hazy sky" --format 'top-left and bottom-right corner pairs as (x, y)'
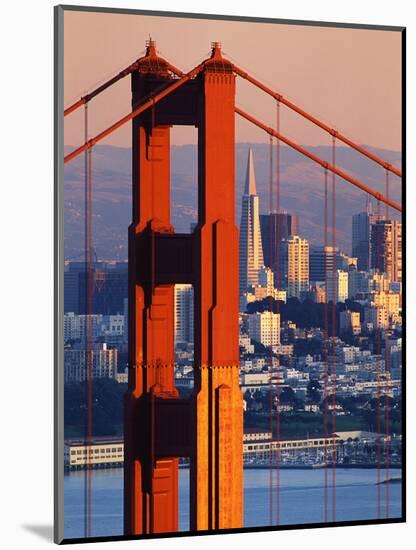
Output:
(64, 10), (402, 151)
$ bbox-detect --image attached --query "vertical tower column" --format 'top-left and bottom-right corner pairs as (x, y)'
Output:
(124, 42), (178, 535)
(191, 45), (243, 531)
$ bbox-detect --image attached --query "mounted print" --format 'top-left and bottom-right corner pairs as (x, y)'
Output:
(54, 5), (405, 544)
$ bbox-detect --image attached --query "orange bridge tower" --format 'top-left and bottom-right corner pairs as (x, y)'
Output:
(124, 40), (243, 535)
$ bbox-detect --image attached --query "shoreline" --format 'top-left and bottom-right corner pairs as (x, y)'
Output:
(243, 463), (402, 470)
(65, 463), (402, 472)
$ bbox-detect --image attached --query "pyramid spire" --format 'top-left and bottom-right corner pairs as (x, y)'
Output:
(244, 148), (257, 195)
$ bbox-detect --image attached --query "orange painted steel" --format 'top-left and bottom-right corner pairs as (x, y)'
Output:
(232, 64), (402, 178)
(235, 106), (402, 213)
(64, 62), (205, 164)
(64, 58), (184, 117)
(191, 47), (243, 531)
(124, 41), (243, 536)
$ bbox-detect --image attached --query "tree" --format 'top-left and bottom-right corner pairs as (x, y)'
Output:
(64, 378), (126, 437)
(252, 339), (269, 355)
(280, 386), (296, 404)
(306, 379), (322, 404)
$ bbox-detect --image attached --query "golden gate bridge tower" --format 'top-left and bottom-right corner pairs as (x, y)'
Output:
(123, 40), (243, 535)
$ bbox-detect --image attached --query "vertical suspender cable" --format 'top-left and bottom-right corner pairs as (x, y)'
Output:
(385, 329), (390, 518)
(84, 101), (93, 538)
(268, 135), (274, 527)
(331, 136), (337, 522)
(323, 167), (329, 523)
(275, 100), (281, 526)
(384, 168), (390, 518)
(375, 196), (382, 518)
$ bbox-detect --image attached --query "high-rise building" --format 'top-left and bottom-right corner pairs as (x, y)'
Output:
(260, 212), (299, 277)
(372, 291), (401, 316)
(371, 219), (402, 283)
(248, 311), (280, 348)
(174, 284), (194, 344)
(368, 271), (391, 293)
(64, 269), (82, 314)
(258, 266), (275, 294)
(335, 251), (358, 271)
(239, 149), (264, 293)
(92, 263), (128, 315)
(352, 204), (378, 271)
(123, 297), (128, 344)
(281, 235), (309, 299)
(327, 270), (349, 303)
(309, 246), (335, 282)
(309, 246), (356, 283)
(364, 306), (389, 330)
(64, 261), (128, 315)
(348, 268), (369, 299)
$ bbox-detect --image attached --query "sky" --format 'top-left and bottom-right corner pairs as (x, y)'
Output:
(63, 10), (402, 152)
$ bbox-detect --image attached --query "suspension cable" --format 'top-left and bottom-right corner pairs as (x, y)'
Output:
(64, 56), (184, 117)
(274, 100), (281, 526)
(232, 63), (401, 178)
(235, 107), (401, 214)
(83, 101), (93, 538)
(384, 168), (390, 518)
(385, 330), (390, 518)
(64, 62), (206, 164)
(375, 196), (382, 519)
(323, 167), (329, 523)
(330, 136), (337, 522)
(268, 134), (274, 527)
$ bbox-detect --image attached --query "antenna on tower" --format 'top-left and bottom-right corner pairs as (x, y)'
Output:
(366, 193), (372, 214)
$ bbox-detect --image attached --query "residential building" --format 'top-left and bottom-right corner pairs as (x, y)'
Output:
(372, 291), (401, 316)
(371, 219), (402, 283)
(260, 211), (299, 280)
(282, 235), (309, 299)
(248, 311), (280, 347)
(352, 206), (378, 271)
(64, 343), (118, 382)
(340, 310), (361, 335)
(326, 270), (348, 303)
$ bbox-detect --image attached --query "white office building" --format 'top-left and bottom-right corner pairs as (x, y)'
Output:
(248, 311), (280, 348)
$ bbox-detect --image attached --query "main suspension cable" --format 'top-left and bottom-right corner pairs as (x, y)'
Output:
(235, 107), (401, 214)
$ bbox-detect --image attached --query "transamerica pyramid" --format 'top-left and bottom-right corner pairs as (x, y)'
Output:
(239, 148), (264, 294)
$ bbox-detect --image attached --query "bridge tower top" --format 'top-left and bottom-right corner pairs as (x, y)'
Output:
(135, 38), (170, 76)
